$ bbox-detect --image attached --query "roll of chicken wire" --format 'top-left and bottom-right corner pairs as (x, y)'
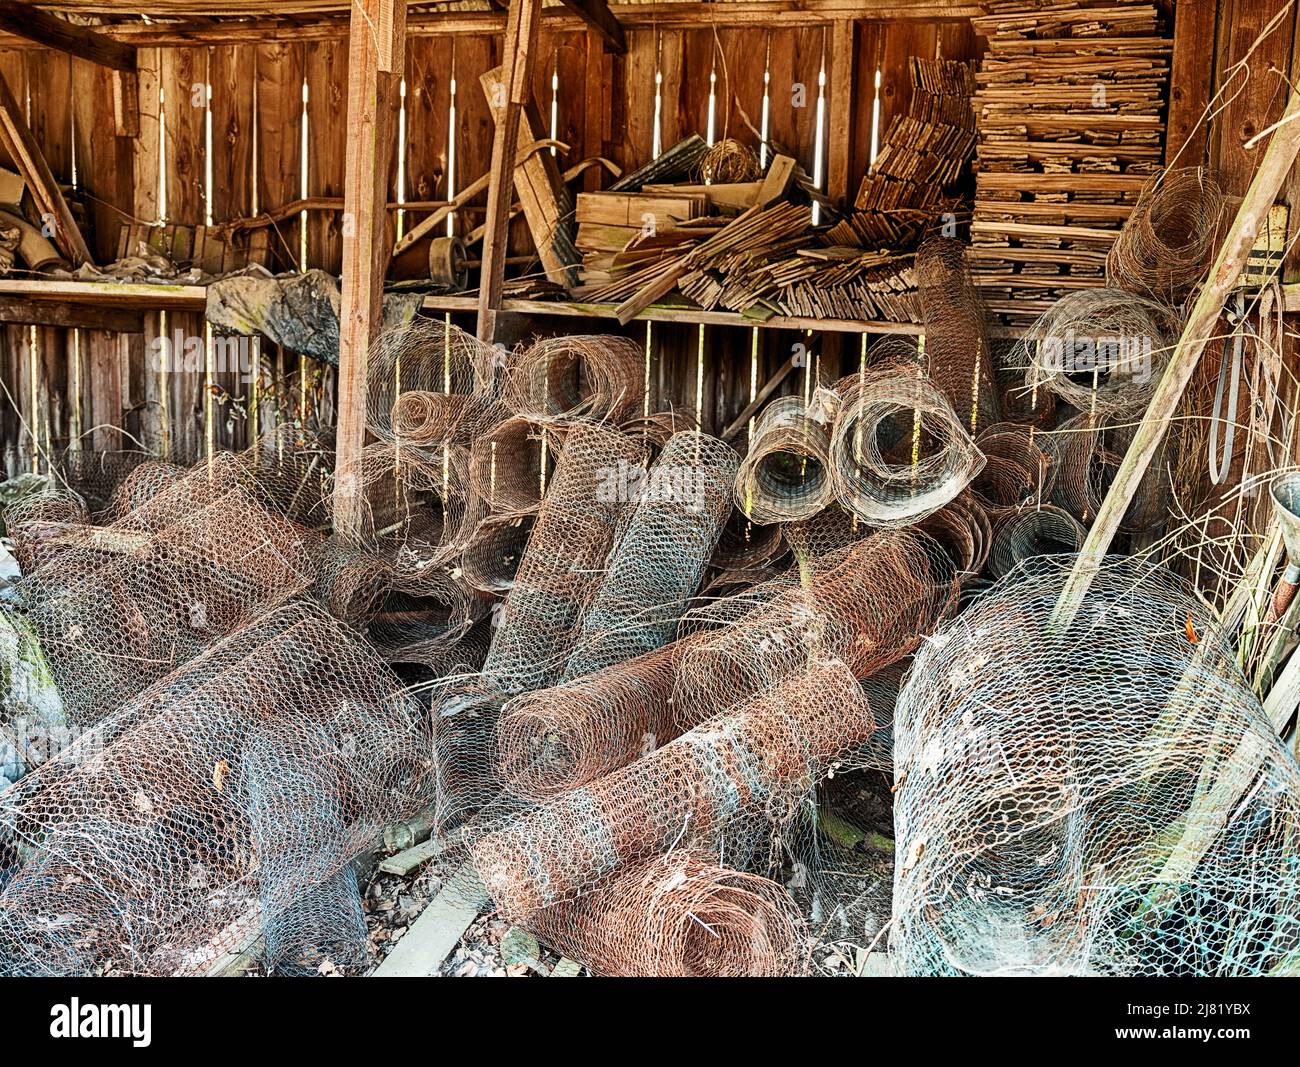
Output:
(525, 852), (807, 977)
(469, 658), (878, 923)
(893, 556), (1300, 976)
(502, 334), (645, 423)
(1020, 288), (1182, 417)
(563, 431), (738, 680)
(916, 236), (999, 434)
(1106, 167), (1224, 305)
(734, 395), (835, 523)
(365, 316), (499, 444)
(480, 419), (646, 695)
(468, 414), (560, 516)
(987, 504), (1087, 579)
(460, 512), (535, 595)
(828, 366), (986, 527)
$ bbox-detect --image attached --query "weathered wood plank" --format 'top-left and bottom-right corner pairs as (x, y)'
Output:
(371, 865), (485, 977)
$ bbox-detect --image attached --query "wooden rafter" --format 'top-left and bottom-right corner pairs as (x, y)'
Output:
(556, 0), (625, 53)
(0, 2), (135, 70)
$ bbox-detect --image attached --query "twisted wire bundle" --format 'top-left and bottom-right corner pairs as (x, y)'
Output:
(563, 430), (738, 680)
(469, 658), (877, 922)
(734, 395), (835, 523)
(916, 236), (999, 434)
(1021, 289), (1182, 416)
(1106, 167), (1224, 305)
(526, 852), (806, 977)
(502, 335), (645, 423)
(828, 366), (986, 527)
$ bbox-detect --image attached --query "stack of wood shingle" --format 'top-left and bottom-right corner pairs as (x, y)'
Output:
(967, 0), (1173, 324)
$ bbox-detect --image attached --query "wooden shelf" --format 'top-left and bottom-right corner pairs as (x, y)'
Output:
(418, 293), (931, 336)
(0, 278), (208, 311)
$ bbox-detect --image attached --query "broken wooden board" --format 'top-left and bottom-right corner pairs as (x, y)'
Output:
(481, 65), (579, 288)
(371, 865), (487, 977)
(379, 837), (443, 878)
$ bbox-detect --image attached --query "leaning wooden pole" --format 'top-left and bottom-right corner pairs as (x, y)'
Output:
(334, 0), (406, 545)
(1053, 87), (1300, 628)
(475, 0), (543, 343)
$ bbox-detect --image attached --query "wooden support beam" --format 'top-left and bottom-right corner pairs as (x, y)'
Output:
(0, 71), (92, 267)
(333, 0), (406, 545)
(0, 2), (136, 72)
(371, 865), (486, 977)
(1164, 0), (1214, 168)
(0, 296), (142, 333)
(557, 0), (626, 54)
(475, 0), (544, 343)
(1053, 86), (1300, 627)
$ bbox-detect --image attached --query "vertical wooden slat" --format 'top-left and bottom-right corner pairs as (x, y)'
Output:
(612, 25), (657, 170)
(657, 29), (685, 150)
(766, 25), (827, 171)
(306, 39), (351, 274)
(256, 40), (306, 272)
(714, 27), (766, 149)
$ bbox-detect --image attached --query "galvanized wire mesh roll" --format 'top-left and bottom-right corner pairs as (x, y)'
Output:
(1041, 414), (1120, 525)
(525, 852), (807, 976)
(969, 422), (1055, 517)
(480, 420), (647, 695)
(734, 395), (835, 523)
(1106, 167), (1224, 305)
(563, 431), (738, 680)
(828, 366), (986, 527)
(502, 335), (645, 423)
(893, 556), (1300, 976)
(1020, 289), (1182, 416)
(987, 504), (1087, 579)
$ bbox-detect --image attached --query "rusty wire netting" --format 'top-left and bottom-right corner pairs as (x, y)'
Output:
(892, 556), (1300, 977)
(468, 414), (560, 516)
(916, 235), (999, 434)
(562, 430), (738, 681)
(460, 512), (535, 595)
(987, 504), (1087, 579)
(468, 657), (879, 923)
(828, 365), (986, 527)
(674, 528), (960, 732)
(1107, 167), (1224, 306)
(0, 601), (431, 977)
(969, 422), (1055, 517)
(4, 453), (318, 728)
(734, 394), (836, 523)
(525, 852), (808, 977)
(1041, 413), (1118, 525)
(365, 317), (499, 445)
(1019, 289), (1183, 416)
(501, 334), (645, 423)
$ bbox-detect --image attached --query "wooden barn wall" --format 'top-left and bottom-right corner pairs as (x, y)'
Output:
(32, 7), (1300, 479)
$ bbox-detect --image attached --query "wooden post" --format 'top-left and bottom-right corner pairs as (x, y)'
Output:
(1053, 87), (1300, 627)
(475, 0), (543, 343)
(333, 0), (406, 545)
